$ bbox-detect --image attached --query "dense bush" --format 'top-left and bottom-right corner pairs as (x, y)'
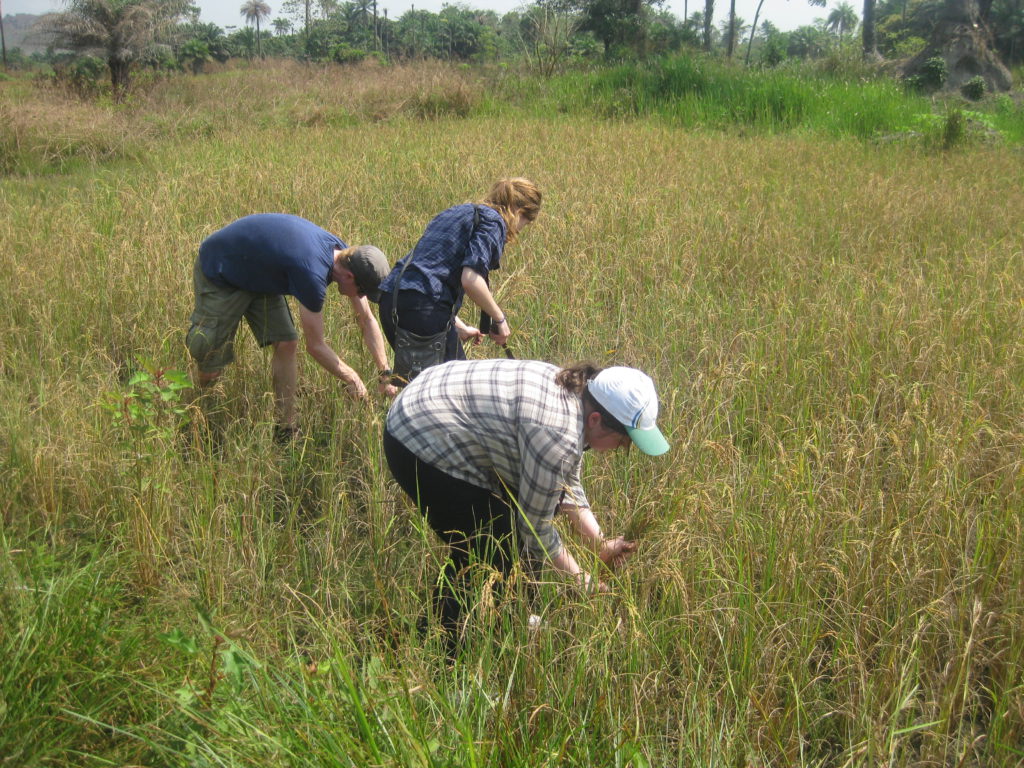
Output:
(918, 55), (948, 91)
(331, 44), (374, 65)
(58, 55), (108, 98)
(961, 75), (987, 101)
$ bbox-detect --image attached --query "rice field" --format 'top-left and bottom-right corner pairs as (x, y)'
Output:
(1, 60), (1022, 767)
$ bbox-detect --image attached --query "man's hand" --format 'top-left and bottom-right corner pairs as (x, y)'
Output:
(598, 537), (637, 570)
(345, 375), (369, 400)
(378, 378), (399, 398)
(577, 571), (610, 594)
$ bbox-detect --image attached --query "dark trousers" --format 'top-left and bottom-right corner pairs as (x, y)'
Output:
(383, 428), (515, 654)
(378, 290), (465, 363)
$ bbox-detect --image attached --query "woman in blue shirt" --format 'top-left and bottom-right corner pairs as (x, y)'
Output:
(377, 178), (542, 378)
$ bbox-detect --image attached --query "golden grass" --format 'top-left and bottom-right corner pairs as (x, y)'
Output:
(0, 83), (142, 172)
(1, 63), (1023, 765)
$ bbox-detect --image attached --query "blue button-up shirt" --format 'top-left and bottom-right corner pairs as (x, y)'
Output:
(379, 204), (507, 310)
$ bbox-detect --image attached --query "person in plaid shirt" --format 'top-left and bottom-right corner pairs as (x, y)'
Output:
(377, 178), (542, 377)
(383, 358), (670, 654)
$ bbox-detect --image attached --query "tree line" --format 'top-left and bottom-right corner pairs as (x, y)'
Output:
(2, 0), (1018, 99)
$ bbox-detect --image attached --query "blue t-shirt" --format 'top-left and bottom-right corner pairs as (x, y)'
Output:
(379, 204), (506, 310)
(198, 214), (345, 313)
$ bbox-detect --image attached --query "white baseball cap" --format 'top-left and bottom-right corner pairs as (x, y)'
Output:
(587, 367), (670, 456)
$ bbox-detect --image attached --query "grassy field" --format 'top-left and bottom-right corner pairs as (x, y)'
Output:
(1, 60), (1023, 767)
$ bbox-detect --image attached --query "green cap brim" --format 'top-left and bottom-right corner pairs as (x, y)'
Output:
(627, 426), (670, 456)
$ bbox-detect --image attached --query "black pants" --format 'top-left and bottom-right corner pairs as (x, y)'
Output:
(378, 290), (465, 364)
(383, 428), (515, 654)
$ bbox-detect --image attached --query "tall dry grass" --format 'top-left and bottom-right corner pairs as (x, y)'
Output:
(1, 63), (1022, 766)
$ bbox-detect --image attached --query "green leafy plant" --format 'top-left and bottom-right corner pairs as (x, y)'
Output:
(994, 93), (1015, 116)
(892, 35), (926, 59)
(53, 55), (107, 98)
(901, 108), (1001, 148)
(158, 608), (261, 711)
(961, 75), (986, 101)
(330, 43), (371, 65)
(909, 56), (948, 93)
(942, 107), (967, 148)
(103, 359), (190, 444)
(180, 39), (213, 75)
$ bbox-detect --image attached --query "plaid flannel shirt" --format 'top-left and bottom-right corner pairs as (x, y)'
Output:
(385, 359), (590, 561)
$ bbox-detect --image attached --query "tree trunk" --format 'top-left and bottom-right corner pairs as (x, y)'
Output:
(745, 0), (766, 65)
(625, 0), (647, 56)
(109, 57), (131, 103)
(902, 0), (1012, 92)
(726, 0), (736, 57)
(703, 0), (714, 51)
(0, 0), (7, 71)
(862, 0), (881, 60)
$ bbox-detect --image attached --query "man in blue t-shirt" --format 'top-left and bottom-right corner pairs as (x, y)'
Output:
(186, 214), (398, 439)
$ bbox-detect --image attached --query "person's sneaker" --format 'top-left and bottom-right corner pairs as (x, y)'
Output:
(273, 424), (301, 445)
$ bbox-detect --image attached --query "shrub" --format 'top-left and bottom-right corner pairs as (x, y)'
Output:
(942, 108), (966, 149)
(408, 83), (478, 118)
(903, 108), (1002, 150)
(331, 44), (370, 65)
(180, 39), (213, 75)
(918, 56), (947, 91)
(758, 36), (786, 68)
(53, 55), (107, 98)
(892, 36), (926, 60)
(961, 75), (986, 101)
(993, 93), (1015, 116)
(903, 73), (922, 93)
(815, 47), (887, 83)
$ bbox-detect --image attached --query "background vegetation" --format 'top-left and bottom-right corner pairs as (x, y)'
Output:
(4, 0), (1023, 88)
(2, 54), (1023, 767)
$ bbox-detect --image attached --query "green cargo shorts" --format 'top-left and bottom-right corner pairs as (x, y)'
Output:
(185, 259), (299, 373)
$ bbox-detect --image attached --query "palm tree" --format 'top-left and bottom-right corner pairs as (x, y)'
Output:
(722, 12), (749, 55)
(343, 0), (373, 32)
(862, 0), (879, 59)
(747, 0), (825, 64)
(726, 0), (736, 56)
(826, 1), (858, 39)
(1, 0), (8, 70)
(745, 0), (765, 64)
(702, 0), (714, 50)
(43, 0), (188, 101)
(180, 37), (211, 73)
(240, 0), (271, 57)
(272, 17), (292, 35)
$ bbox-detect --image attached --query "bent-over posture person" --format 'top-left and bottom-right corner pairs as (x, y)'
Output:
(377, 178), (542, 381)
(383, 358), (670, 654)
(186, 213), (398, 440)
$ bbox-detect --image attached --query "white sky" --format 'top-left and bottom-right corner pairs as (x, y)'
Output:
(6, 0), (827, 33)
